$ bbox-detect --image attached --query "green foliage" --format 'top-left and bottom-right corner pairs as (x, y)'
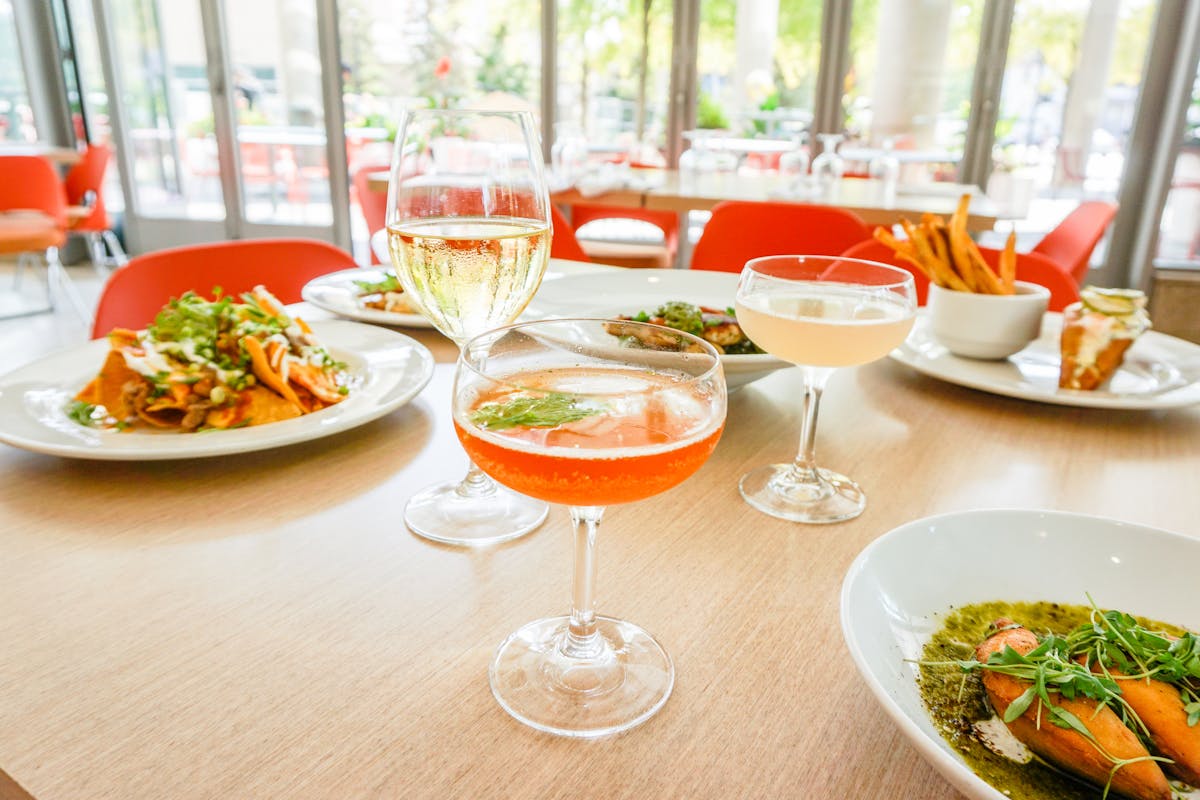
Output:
(476, 22), (531, 97)
(696, 92), (729, 130)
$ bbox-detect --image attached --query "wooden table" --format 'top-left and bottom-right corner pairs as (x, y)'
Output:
(0, 143), (82, 166)
(2, 268), (1197, 799)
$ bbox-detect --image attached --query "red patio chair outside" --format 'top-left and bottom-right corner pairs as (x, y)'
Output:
(1031, 201), (1117, 284)
(840, 238), (1081, 312)
(690, 200), (871, 272)
(91, 238), (356, 338)
(352, 164), (389, 264)
(63, 142), (127, 270)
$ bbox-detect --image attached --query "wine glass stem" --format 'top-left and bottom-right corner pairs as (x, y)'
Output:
(789, 367), (834, 482)
(562, 505), (606, 659)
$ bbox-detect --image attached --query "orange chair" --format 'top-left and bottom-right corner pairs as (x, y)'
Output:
(1031, 201), (1117, 284)
(549, 204), (590, 262)
(0, 154), (89, 320)
(689, 200), (872, 272)
(839, 238), (1081, 312)
(91, 238), (356, 338)
(63, 142), (127, 272)
(352, 163), (389, 264)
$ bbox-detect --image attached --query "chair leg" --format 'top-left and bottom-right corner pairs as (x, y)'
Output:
(87, 233), (108, 277)
(101, 230), (128, 267)
(45, 246), (93, 326)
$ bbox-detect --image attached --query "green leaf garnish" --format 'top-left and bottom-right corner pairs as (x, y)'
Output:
(66, 400), (102, 427)
(354, 274), (402, 294)
(470, 392), (603, 431)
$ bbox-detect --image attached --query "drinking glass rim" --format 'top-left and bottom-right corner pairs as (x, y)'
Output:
(742, 254), (916, 291)
(457, 317), (725, 393)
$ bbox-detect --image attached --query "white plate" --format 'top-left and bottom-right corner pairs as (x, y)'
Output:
(0, 320), (435, 460)
(525, 269), (792, 389)
(301, 268), (434, 328)
(841, 508), (1200, 800)
(892, 312), (1200, 409)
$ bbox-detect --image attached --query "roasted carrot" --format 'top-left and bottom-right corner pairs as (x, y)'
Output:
(976, 622), (1171, 800)
(1108, 668), (1200, 786)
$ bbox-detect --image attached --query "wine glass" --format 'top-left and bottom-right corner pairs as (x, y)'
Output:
(778, 132), (809, 178)
(810, 133), (845, 186)
(734, 256), (916, 523)
(386, 108), (552, 546)
(453, 318), (727, 736)
(868, 137), (901, 190)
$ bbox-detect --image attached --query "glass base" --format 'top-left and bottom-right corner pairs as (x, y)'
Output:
(489, 615), (674, 738)
(739, 463), (865, 524)
(404, 481), (548, 546)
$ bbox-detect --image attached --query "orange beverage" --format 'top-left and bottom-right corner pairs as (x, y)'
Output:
(454, 367), (724, 507)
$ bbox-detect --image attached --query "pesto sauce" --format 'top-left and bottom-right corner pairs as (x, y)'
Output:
(918, 600), (1189, 800)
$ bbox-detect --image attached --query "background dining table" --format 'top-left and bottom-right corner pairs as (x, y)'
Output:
(0, 259), (1196, 799)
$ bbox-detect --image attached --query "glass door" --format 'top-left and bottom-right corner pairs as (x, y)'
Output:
(90, 0), (347, 252)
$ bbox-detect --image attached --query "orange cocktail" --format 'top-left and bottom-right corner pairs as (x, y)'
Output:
(453, 319), (727, 738)
(455, 367), (723, 507)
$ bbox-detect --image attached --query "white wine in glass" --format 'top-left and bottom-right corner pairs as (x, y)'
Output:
(386, 108), (552, 546)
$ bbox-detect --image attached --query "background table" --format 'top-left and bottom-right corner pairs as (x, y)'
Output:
(1, 271), (1196, 798)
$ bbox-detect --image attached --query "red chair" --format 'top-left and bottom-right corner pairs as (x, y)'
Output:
(690, 200), (872, 272)
(840, 238), (1081, 312)
(63, 142), (127, 272)
(549, 204), (590, 262)
(91, 238), (356, 338)
(1030, 201), (1116, 284)
(0, 154), (89, 320)
(570, 204), (678, 269)
(352, 164), (388, 264)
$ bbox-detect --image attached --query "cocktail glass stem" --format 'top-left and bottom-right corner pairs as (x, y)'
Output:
(784, 366), (833, 485)
(455, 464), (497, 499)
(738, 365), (866, 523)
(562, 505), (605, 658)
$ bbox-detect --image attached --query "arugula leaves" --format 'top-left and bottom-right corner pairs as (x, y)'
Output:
(470, 393), (602, 431)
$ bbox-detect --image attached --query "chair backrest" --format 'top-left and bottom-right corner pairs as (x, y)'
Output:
(352, 164), (389, 265)
(569, 204), (679, 255)
(63, 142), (112, 231)
(840, 237), (1080, 312)
(690, 200), (872, 272)
(0, 155), (68, 230)
(549, 203), (590, 262)
(91, 238), (357, 338)
(1031, 201), (1116, 284)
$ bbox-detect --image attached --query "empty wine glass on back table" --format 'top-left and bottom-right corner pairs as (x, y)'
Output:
(387, 108), (551, 545)
(454, 319), (727, 736)
(735, 256), (916, 524)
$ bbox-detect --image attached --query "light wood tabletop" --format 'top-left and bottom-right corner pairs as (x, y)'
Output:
(0, 143), (82, 166)
(642, 170), (998, 231)
(1, 264), (1197, 799)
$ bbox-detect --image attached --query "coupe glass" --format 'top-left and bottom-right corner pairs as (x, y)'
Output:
(387, 108), (551, 546)
(810, 133), (845, 185)
(734, 256), (916, 523)
(453, 318), (727, 736)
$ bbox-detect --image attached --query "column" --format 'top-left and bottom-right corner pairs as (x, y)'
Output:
(870, 0), (953, 148)
(1053, 0), (1118, 187)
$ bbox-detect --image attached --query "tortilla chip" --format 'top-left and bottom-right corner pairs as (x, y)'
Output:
(204, 385), (303, 429)
(76, 349), (143, 421)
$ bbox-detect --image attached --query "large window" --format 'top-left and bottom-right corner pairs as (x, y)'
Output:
(988, 0), (1155, 222)
(696, 0), (822, 146)
(555, 0), (674, 159)
(844, 0), (986, 181)
(0, 0), (35, 142)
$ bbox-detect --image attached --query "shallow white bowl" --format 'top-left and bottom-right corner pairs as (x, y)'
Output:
(927, 282), (1051, 360)
(840, 508), (1199, 800)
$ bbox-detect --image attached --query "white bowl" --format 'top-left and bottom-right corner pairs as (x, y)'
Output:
(840, 508), (1199, 800)
(927, 282), (1050, 360)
